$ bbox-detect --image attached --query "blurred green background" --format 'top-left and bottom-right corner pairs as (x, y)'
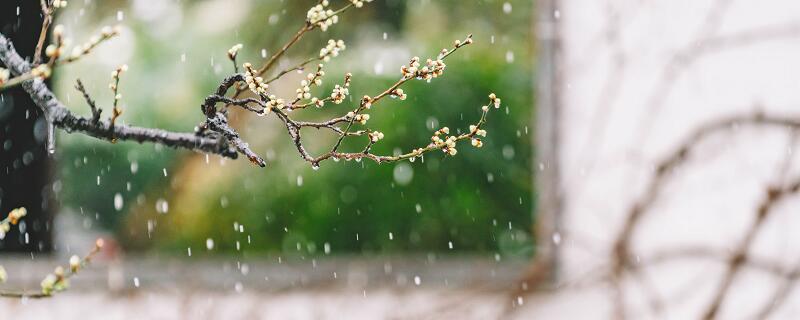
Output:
(52, 0), (534, 258)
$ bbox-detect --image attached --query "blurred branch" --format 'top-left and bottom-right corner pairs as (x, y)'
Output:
(608, 112), (800, 319)
(0, 238), (104, 299)
(701, 177), (800, 319)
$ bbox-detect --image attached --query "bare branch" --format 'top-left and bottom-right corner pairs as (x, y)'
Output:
(0, 34), (239, 160)
(74, 79), (101, 123)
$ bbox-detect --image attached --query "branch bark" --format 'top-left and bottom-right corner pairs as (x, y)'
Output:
(0, 33), (239, 160)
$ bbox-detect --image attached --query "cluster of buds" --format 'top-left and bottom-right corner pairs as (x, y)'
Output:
(469, 125), (488, 137)
(307, 1), (338, 31)
(319, 39), (346, 62)
(67, 25), (120, 62)
(41, 238), (103, 296)
(266, 94), (285, 112)
(109, 64), (128, 126)
(7, 207), (26, 225)
(0, 207), (27, 240)
(0, 68), (9, 85)
(419, 58), (446, 81)
(69, 255), (81, 272)
(297, 65), (325, 100)
(227, 43), (243, 61)
(469, 124), (488, 147)
(483, 93), (502, 111)
(31, 64), (52, 79)
(361, 95), (373, 109)
(110, 64), (127, 84)
(349, 0), (373, 8)
(40, 267), (68, 296)
(109, 64), (128, 97)
(438, 48), (450, 59)
(401, 56), (446, 81)
(330, 73), (351, 104)
(297, 81), (312, 100)
(454, 36), (474, 48)
(347, 112), (370, 125)
(45, 25), (69, 61)
(442, 136), (458, 155)
(401, 56), (421, 79)
(53, 0), (68, 8)
(431, 127), (457, 155)
(243, 63), (268, 96)
(369, 131), (385, 142)
(390, 88), (407, 100)
(310, 97), (325, 108)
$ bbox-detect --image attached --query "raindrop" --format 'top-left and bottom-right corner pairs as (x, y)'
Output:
(414, 276), (421, 286)
(503, 2), (512, 14)
(552, 232), (562, 245)
(426, 117), (439, 130)
(448, 241), (453, 249)
(487, 173), (494, 183)
(268, 14), (279, 25)
(162, 168), (168, 177)
(46, 123), (55, 154)
(502, 145), (515, 160)
(130, 161), (138, 174)
(393, 163), (413, 186)
(324, 242), (331, 254)
(296, 175), (304, 186)
(206, 238), (215, 250)
(117, 10), (124, 21)
(505, 51), (515, 63)
(22, 152), (34, 165)
(187, 247), (192, 256)
(133, 277), (140, 287)
(389, 232), (394, 240)
(235, 282), (243, 293)
(114, 193), (123, 211)
(415, 203), (422, 213)
(312, 163), (320, 171)
(155, 198), (169, 214)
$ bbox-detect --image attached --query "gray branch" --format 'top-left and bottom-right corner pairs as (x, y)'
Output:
(0, 33), (241, 161)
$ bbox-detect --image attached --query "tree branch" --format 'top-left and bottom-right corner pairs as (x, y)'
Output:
(0, 33), (240, 160)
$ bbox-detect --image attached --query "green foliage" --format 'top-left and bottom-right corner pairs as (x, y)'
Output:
(56, 0), (534, 257)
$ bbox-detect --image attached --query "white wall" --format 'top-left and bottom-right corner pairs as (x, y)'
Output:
(528, 0), (800, 318)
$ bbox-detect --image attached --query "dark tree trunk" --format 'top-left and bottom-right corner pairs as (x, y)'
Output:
(0, 1), (54, 252)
